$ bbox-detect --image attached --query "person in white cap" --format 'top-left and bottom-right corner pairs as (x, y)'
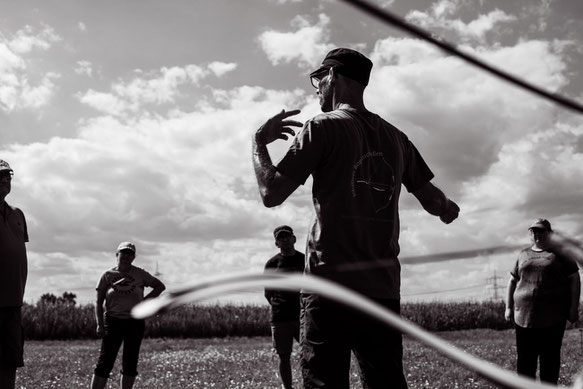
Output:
(0, 160), (29, 389)
(91, 242), (165, 389)
(505, 218), (580, 384)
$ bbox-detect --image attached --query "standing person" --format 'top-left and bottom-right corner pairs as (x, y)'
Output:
(91, 242), (166, 389)
(505, 219), (580, 384)
(252, 48), (459, 389)
(0, 160), (29, 389)
(264, 225), (305, 389)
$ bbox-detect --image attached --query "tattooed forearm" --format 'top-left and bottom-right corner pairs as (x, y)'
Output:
(252, 136), (276, 192)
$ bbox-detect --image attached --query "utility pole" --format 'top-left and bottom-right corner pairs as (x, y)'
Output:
(486, 270), (504, 300)
(154, 261), (162, 278)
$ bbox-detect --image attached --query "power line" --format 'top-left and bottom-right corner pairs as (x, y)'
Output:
(486, 269), (505, 300)
(403, 283), (486, 297)
(401, 244), (522, 264)
(339, 0), (583, 115)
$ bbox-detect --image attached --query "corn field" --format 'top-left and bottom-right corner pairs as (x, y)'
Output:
(21, 299), (583, 340)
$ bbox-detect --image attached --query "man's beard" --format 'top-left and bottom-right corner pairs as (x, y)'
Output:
(319, 87), (333, 112)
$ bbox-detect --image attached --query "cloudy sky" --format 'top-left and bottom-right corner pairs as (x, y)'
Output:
(1, 0), (582, 305)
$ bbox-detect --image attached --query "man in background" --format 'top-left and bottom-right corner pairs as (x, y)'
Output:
(264, 225), (304, 389)
(0, 160), (29, 389)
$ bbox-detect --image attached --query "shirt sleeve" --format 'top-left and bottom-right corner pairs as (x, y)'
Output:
(139, 268), (159, 287)
(402, 141), (434, 193)
(18, 208), (29, 243)
(96, 272), (109, 291)
(276, 120), (326, 185)
(510, 257), (520, 280)
(562, 255), (579, 276)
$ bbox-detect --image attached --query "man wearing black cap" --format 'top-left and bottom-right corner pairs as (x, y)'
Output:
(264, 225), (304, 389)
(0, 160), (29, 389)
(505, 219), (580, 384)
(252, 48), (459, 388)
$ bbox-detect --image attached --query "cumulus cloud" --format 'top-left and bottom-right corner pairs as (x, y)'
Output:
(78, 64), (217, 116)
(208, 61), (238, 77)
(114, 65), (207, 104)
(522, 0), (553, 33)
(7, 78), (315, 302)
(0, 71), (60, 111)
(5, 3), (582, 304)
(79, 90), (129, 116)
(74, 60), (93, 77)
(461, 122), (583, 234)
(268, 0), (303, 3)
(0, 26), (60, 112)
(366, 37), (570, 192)
(258, 14), (335, 68)
(7, 25), (60, 54)
(406, 0), (516, 43)
(380, 0), (396, 7)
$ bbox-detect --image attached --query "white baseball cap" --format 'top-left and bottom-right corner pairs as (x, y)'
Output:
(116, 241), (136, 253)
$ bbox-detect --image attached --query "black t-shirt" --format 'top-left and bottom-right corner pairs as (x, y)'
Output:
(0, 202), (29, 307)
(277, 108), (434, 298)
(264, 250), (305, 323)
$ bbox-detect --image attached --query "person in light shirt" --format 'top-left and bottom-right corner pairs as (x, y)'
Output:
(91, 241), (165, 389)
(505, 218), (580, 384)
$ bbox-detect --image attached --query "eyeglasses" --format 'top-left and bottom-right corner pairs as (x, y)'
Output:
(0, 171), (13, 182)
(310, 68), (330, 89)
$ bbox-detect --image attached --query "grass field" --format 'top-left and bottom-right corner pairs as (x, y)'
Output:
(17, 328), (583, 388)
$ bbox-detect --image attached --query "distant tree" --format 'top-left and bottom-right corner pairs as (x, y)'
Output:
(37, 292), (77, 306)
(60, 292), (77, 306)
(38, 293), (58, 305)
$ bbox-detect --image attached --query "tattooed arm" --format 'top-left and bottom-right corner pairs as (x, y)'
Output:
(252, 109), (303, 207)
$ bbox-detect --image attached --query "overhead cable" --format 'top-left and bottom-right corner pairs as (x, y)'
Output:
(339, 0), (583, 115)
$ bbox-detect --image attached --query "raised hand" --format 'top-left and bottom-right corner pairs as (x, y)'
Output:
(255, 109), (303, 145)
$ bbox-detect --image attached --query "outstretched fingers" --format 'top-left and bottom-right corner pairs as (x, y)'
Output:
(276, 108), (301, 119)
(256, 109), (304, 145)
(281, 126), (296, 136)
(282, 119), (303, 128)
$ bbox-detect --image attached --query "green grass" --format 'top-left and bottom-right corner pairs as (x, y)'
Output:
(16, 329), (583, 388)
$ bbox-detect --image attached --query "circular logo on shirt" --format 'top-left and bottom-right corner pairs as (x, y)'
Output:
(352, 151), (396, 213)
(110, 274), (136, 295)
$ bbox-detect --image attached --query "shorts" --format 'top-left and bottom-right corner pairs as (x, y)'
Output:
(271, 320), (299, 356)
(0, 307), (24, 368)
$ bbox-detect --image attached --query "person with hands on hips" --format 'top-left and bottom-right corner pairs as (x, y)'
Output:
(505, 218), (580, 384)
(252, 48), (460, 389)
(91, 241), (165, 389)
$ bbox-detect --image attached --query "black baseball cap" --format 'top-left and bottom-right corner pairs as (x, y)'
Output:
(310, 48), (373, 86)
(529, 218), (552, 232)
(273, 225), (294, 239)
